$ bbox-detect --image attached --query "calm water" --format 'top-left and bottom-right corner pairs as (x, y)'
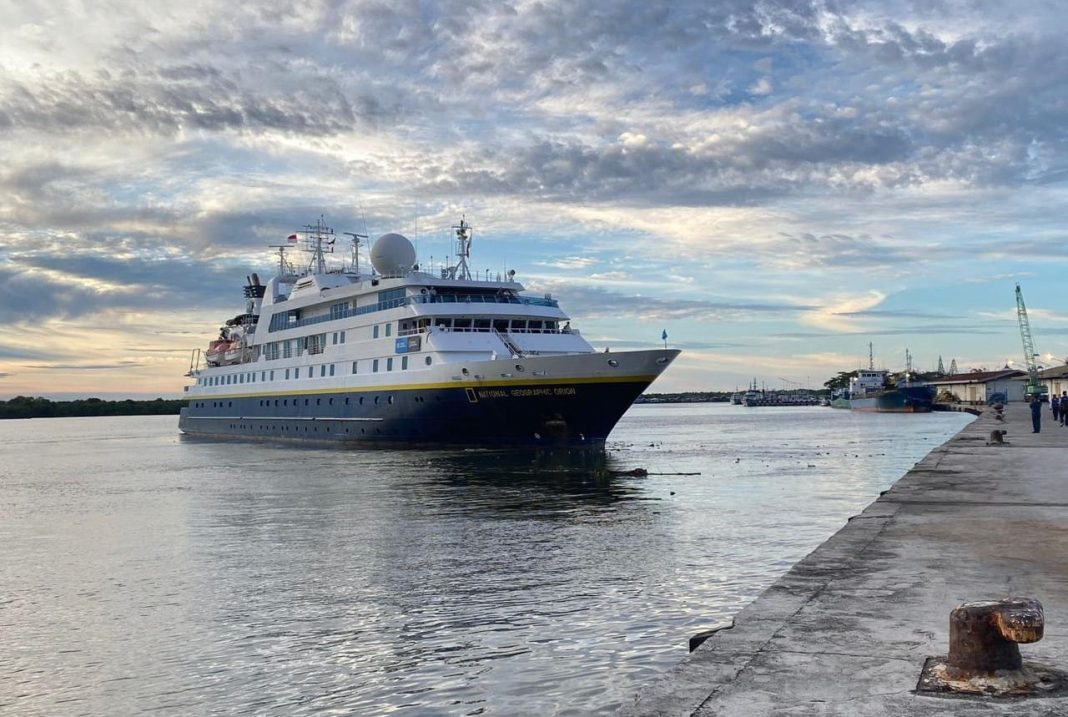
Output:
(0, 404), (971, 715)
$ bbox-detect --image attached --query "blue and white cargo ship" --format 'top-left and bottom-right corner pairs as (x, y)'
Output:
(179, 218), (679, 446)
(848, 368), (935, 413)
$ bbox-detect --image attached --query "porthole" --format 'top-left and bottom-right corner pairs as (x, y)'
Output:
(374, 396), (380, 405)
(317, 398), (321, 406)
(388, 396), (394, 404)
(607, 359), (619, 367)
(425, 356), (432, 366)
(359, 397), (365, 405)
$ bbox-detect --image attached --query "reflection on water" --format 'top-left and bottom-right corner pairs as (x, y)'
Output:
(0, 405), (972, 715)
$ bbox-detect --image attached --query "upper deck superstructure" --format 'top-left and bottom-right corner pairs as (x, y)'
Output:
(179, 218), (678, 446)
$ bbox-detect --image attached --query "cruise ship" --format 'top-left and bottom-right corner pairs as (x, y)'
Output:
(179, 218), (679, 446)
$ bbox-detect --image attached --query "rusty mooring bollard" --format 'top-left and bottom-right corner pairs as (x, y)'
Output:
(946, 598), (1043, 677)
(918, 597), (1068, 697)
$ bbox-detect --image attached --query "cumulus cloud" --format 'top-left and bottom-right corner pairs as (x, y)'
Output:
(0, 67), (394, 137)
(801, 291), (886, 332)
(534, 282), (812, 322)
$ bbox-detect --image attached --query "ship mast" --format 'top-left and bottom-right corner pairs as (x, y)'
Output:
(302, 216), (335, 275)
(452, 216), (473, 281)
(266, 245), (297, 279)
(343, 231), (368, 274)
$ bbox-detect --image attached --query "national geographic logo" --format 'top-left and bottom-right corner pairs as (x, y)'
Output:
(477, 386), (577, 399)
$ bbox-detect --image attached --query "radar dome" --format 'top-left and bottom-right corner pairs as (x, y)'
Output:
(370, 232), (416, 276)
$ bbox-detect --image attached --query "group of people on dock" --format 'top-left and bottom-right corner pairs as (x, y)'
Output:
(1030, 392), (1068, 433)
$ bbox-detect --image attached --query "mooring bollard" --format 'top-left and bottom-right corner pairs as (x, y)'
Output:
(918, 596), (1068, 697)
(946, 598), (1043, 677)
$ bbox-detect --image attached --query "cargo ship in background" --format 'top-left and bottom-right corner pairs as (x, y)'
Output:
(848, 368), (935, 413)
(179, 217), (679, 446)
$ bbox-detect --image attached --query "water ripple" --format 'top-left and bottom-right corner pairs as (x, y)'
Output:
(0, 407), (971, 715)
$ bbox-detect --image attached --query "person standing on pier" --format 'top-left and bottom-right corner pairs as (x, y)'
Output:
(1052, 394), (1061, 424)
(1062, 391), (1068, 426)
(1031, 395), (1042, 433)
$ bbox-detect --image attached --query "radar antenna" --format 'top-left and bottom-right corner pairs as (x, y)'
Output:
(343, 231), (368, 274)
(452, 216), (473, 281)
(266, 244), (297, 280)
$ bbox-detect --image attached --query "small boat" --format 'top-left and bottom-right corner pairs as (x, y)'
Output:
(829, 389), (851, 409)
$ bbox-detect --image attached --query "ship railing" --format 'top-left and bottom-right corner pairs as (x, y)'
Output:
(410, 294), (558, 308)
(267, 293), (559, 333)
(268, 296), (411, 332)
(430, 326), (567, 335)
(494, 329), (524, 358)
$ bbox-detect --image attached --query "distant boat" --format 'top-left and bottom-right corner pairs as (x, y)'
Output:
(848, 369), (935, 413)
(742, 379), (820, 406)
(829, 389), (851, 409)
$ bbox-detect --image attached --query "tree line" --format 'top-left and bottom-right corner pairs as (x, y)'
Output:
(0, 396), (187, 419)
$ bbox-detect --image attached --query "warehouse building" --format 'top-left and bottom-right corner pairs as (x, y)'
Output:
(927, 369), (1028, 404)
(1037, 365), (1068, 398)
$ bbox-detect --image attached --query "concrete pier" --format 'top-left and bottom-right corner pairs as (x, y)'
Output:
(622, 403), (1068, 716)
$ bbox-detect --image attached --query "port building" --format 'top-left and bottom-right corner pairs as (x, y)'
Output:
(926, 369), (1027, 404)
(1037, 364), (1068, 398)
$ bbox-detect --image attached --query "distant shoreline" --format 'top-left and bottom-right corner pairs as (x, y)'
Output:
(636, 391), (825, 404)
(0, 396), (186, 419)
(636, 392), (731, 404)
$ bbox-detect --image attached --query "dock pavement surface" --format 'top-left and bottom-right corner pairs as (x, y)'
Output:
(621, 403), (1068, 716)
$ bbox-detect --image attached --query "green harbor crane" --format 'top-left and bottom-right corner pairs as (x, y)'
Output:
(1015, 283), (1048, 399)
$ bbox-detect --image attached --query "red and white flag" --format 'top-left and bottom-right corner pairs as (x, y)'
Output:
(287, 233), (298, 243)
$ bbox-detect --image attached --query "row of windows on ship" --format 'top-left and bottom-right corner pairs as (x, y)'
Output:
(197, 353), (433, 387)
(259, 316), (564, 361)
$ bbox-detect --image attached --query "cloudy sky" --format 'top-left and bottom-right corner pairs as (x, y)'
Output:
(2, 0), (1067, 398)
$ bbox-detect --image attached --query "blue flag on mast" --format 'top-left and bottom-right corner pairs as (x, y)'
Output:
(661, 329), (668, 347)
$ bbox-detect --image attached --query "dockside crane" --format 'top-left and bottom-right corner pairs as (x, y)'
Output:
(1015, 283), (1048, 399)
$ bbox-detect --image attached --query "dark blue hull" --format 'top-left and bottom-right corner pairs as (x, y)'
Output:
(179, 378), (650, 447)
(850, 385), (935, 413)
